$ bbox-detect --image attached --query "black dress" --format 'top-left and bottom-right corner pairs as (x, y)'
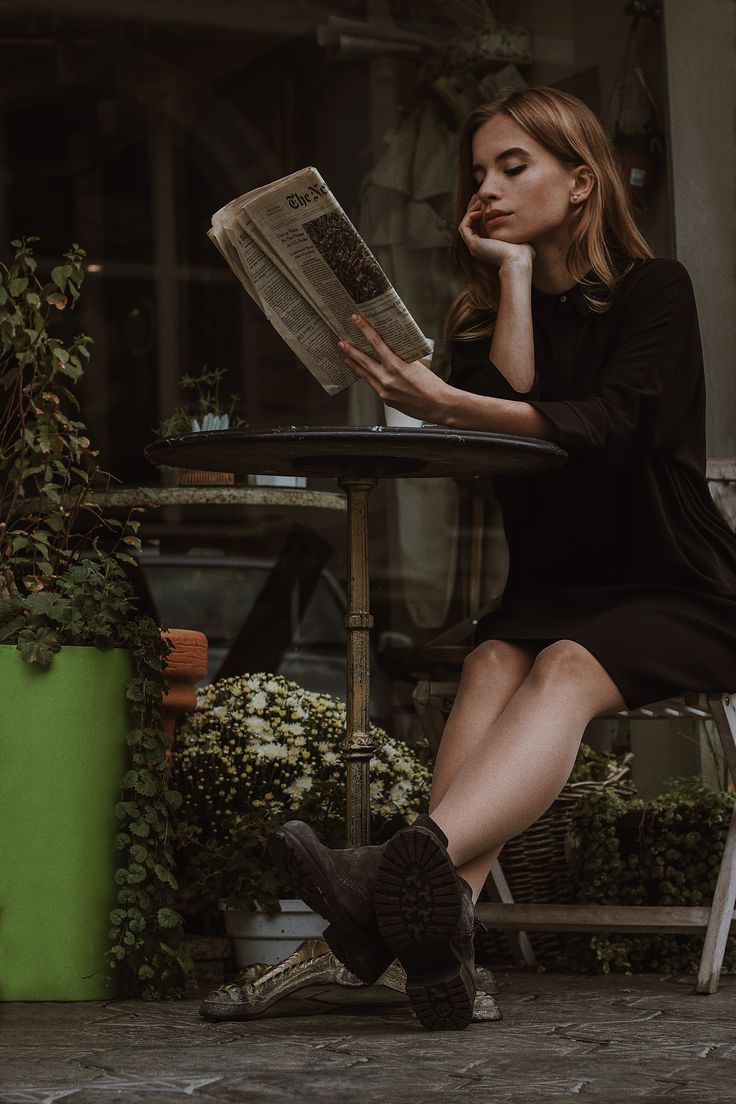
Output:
(447, 258), (736, 710)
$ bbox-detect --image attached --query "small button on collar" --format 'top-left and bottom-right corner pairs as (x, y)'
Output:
(560, 295), (567, 302)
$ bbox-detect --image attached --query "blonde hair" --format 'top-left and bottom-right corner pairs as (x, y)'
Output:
(445, 86), (653, 341)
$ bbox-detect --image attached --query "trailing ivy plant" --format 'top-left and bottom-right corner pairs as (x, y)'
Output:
(0, 237), (190, 998)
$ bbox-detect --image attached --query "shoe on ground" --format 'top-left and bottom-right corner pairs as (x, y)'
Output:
(374, 814), (476, 1031)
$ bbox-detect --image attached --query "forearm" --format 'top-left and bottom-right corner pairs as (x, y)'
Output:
(437, 381), (557, 441)
(489, 259), (535, 393)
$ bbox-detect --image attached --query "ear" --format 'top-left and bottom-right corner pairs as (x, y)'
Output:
(569, 165), (595, 205)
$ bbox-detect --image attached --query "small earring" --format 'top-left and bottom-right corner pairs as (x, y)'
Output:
(571, 194), (579, 203)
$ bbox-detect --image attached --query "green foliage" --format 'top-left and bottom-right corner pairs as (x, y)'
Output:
(170, 673), (433, 924)
(0, 238), (100, 589)
(561, 774), (736, 975)
(0, 238), (189, 999)
(155, 367), (246, 439)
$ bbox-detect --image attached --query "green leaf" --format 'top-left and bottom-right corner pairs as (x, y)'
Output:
(0, 616), (25, 642)
(9, 276), (29, 297)
(115, 800), (141, 820)
(133, 772), (156, 797)
(126, 863), (147, 884)
(17, 626), (60, 666)
(51, 264), (72, 290)
(153, 864), (177, 888)
(164, 788), (183, 809)
(157, 907), (182, 929)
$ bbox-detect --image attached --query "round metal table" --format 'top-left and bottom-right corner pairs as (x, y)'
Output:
(146, 427), (567, 847)
(145, 427), (567, 1016)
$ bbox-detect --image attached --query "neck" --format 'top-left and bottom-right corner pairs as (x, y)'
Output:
(531, 233), (576, 294)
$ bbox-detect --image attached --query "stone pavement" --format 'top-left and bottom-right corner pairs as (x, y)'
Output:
(1, 969), (735, 1103)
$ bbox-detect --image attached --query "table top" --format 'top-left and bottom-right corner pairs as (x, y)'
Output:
(145, 426), (567, 480)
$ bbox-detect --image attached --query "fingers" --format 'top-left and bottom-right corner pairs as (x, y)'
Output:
(338, 339), (382, 381)
(338, 338), (372, 366)
(459, 193), (485, 251)
(349, 313), (392, 359)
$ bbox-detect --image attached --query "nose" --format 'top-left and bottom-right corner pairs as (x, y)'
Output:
(476, 172), (502, 201)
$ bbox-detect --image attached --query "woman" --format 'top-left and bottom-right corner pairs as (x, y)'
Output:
(268, 87), (736, 1032)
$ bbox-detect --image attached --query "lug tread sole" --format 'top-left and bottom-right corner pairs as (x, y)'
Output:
(406, 969), (475, 1031)
(374, 826), (474, 1031)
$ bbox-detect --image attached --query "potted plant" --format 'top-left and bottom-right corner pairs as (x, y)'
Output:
(0, 238), (189, 1000)
(170, 672), (432, 966)
(154, 368), (307, 490)
(155, 367), (245, 486)
(561, 774), (736, 975)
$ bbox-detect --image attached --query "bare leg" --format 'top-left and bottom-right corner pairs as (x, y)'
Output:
(430, 640), (627, 869)
(427, 639), (537, 901)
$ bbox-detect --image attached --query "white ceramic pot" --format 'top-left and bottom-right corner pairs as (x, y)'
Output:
(220, 899), (327, 966)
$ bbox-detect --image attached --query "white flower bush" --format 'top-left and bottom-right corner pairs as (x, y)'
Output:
(171, 672), (432, 915)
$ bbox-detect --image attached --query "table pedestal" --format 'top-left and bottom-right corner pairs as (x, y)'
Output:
(201, 477), (382, 1013)
(339, 476), (378, 847)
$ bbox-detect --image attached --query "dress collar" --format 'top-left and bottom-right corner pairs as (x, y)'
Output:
(531, 276), (595, 319)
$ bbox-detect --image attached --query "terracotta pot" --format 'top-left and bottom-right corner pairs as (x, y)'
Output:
(175, 468), (234, 486)
(161, 629), (208, 758)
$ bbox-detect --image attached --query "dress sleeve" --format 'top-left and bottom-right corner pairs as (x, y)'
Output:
(526, 260), (702, 468)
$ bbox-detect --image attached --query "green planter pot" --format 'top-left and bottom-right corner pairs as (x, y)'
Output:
(0, 644), (134, 1000)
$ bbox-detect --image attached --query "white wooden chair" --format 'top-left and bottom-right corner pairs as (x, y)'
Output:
(413, 679), (736, 993)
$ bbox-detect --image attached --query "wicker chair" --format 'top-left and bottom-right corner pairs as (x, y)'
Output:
(413, 672), (736, 993)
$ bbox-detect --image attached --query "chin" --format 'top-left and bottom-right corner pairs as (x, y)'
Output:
(488, 227), (526, 243)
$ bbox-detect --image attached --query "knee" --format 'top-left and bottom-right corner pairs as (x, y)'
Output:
(461, 639), (529, 683)
(528, 639), (595, 688)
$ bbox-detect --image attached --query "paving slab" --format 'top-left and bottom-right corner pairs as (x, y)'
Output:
(1, 969), (734, 1103)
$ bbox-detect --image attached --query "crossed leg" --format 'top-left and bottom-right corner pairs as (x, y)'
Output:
(428, 638), (626, 901)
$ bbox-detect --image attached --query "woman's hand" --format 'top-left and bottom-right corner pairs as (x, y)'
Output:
(459, 194), (535, 270)
(338, 315), (449, 422)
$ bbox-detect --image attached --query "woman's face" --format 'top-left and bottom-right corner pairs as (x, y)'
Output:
(470, 114), (582, 247)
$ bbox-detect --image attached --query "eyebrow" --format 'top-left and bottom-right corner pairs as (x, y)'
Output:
(471, 147), (530, 172)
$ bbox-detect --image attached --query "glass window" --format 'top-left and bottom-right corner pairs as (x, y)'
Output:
(2, 1), (670, 729)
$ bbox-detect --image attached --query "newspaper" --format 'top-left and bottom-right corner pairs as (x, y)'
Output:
(209, 167), (432, 395)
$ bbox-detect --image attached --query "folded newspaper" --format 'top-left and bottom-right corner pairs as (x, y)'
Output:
(208, 167), (432, 395)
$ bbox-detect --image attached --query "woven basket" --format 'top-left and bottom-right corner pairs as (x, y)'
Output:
(476, 758), (636, 966)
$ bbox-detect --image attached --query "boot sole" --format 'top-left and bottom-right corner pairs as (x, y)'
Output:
(374, 826), (475, 1031)
(267, 825), (392, 986)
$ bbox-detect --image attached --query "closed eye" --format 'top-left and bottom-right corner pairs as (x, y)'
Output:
(505, 165), (526, 176)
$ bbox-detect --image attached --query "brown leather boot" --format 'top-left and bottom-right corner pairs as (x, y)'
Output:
(267, 820), (393, 985)
(374, 813), (476, 1030)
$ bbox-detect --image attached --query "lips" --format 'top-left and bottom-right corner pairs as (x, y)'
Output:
(485, 211), (512, 225)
